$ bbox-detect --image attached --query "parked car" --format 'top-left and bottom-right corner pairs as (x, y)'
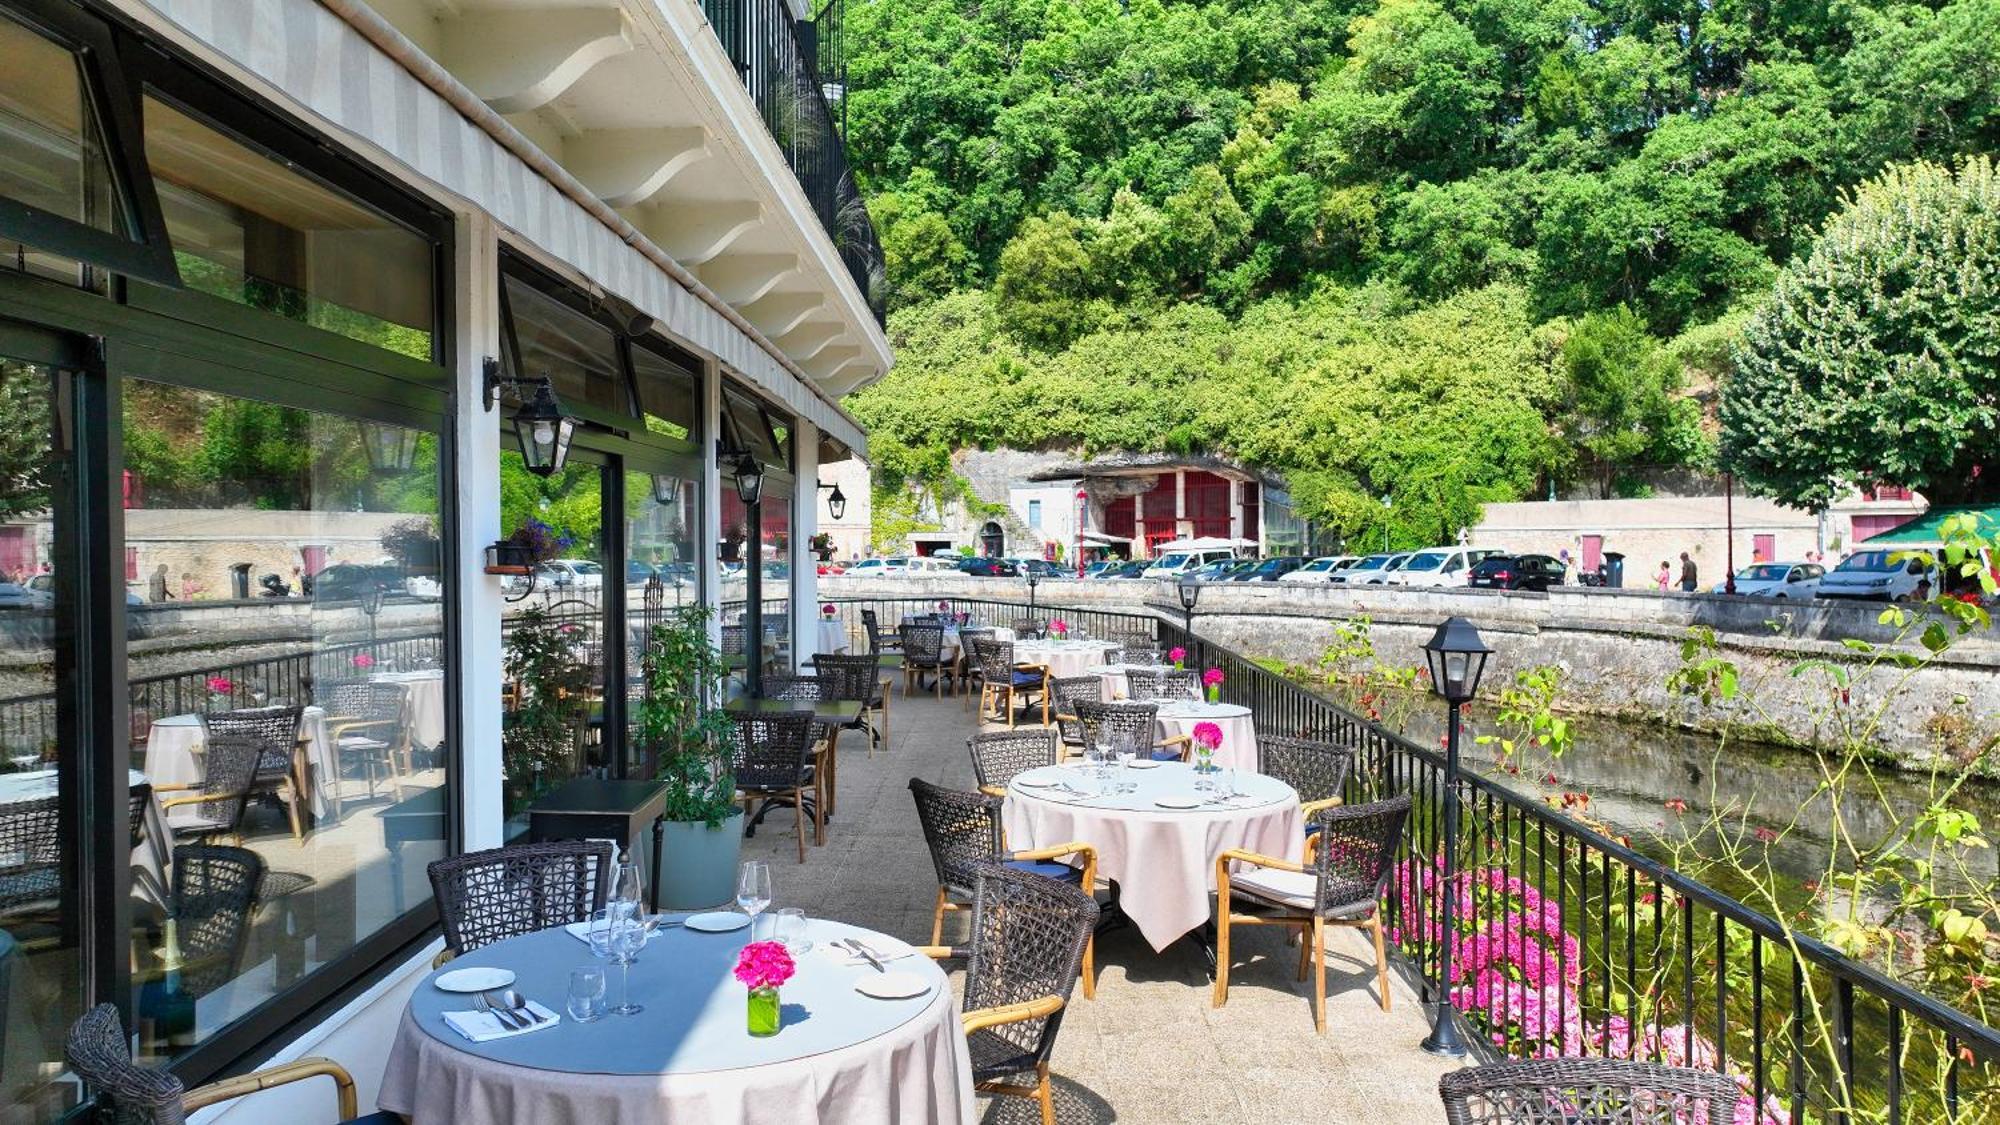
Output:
(1392, 548), (1502, 588)
(959, 556), (1020, 578)
(1100, 560), (1152, 579)
(313, 563), (405, 601)
(627, 559), (659, 585)
(0, 582), (51, 610)
(1233, 555), (1308, 582)
(1082, 560), (1125, 579)
(908, 556), (960, 573)
(1332, 553), (1396, 584)
(1467, 553), (1566, 591)
(1818, 549), (1936, 601)
(1142, 547), (1239, 579)
(542, 559), (605, 589)
(843, 557), (910, 578)
(1716, 561), (1825, 598)
(1182, 558), (1244, 583)
(1014, 558), (1071, 579)
(1279, 556), (1356, 584)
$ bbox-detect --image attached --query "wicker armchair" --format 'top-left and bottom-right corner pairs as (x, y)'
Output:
(427, 840), (614, 960)
(1118, 645), (1164, 667)
(968, 729), (1060, 797)
(66, 1002), (398, 1124)
(915, 862), (1099, 1125)
(900, 623), (954, 698)
(727, 709), (819, 862)
(1126, 667), (1201, 702)
(1111, 629), (1157, 653)
(860, 608), (901, 654)
(974, 640), (1049, 728)
(908, 779), (1096, 999)
(1259, 734), (1356, 824)
(321, 680), (410, 813)
(1046, 676), (1104, 752)
(814, 653), (891, 756)
(955, 628), (994, 711)
(200, 705), (305, 841)
(0, 794), (59, 916)
(1438, 1058), (1744, 1124)
(1072, 700), (1188, 761)
(161, 844), (264, 999)
(157, 731), (261, 844)
(1008, 617), (1045, 640)
(1213, 796), (1411, 1032)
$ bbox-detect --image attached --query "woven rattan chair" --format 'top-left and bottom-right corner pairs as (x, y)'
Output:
(908, 778), (1096, 999)
(968, 729), (1060, 797)
(1438, 1058), (1744, 1124)
(1118, 645), (1164, 668)
(1259, 734), (1356, 826)
(814, 653), (890, 756)
(1112, 628), (1157, 653)
(1008, 617), (1045, 640)
(900, 623), (954, 698)
(163, 843), (264, 999)
(321, 680), (409, 813)
(157, 731), (261, 844)
(66, 1002), (397, 1124)
(201, 705), (305, 841)
(1072, 699), (1188, 761)
(955, 627), (995, 711)
(860, 608), (901, 654)
(0, 794), (59, 916)
(1046, 676), (1103, 753)
(426, 839), (614, 959)
(1213, 795), (1411, 1032)
(1126, 667), (1201, 702)
(975, 640), (1049, 728)
(916, 862), (1099, 1124)
(727, 709), (819, 862)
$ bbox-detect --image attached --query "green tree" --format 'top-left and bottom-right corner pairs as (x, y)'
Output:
(993, 213), (1105, 350)
(1556, 306), (1690, 497)
(0, 362), (50, 524)
(1723, 157), (2000, 507)
(878, 203), (970, 310)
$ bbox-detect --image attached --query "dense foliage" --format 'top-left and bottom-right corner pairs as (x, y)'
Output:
(843, 0), (2000, 545)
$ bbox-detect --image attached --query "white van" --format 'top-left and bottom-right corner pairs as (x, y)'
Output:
(1142, 547), (1239, 579)
(844, 557), (911, 578)
(1391, 548), (1502, 588)
(1818, 549), (1937, 601)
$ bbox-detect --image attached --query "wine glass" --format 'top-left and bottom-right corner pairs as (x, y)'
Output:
(736, 860), (772, 940)
(612, 856), (644, 919)
(588, 908), (643, 1016)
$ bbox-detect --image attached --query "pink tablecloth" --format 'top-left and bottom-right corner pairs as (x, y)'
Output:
(1154, 702), (1258, 770)
(1003, 763), (1301, 950)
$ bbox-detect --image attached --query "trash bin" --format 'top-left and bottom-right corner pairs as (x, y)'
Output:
(229, 562), (251, 600)
(1603, 552), (1626, 589)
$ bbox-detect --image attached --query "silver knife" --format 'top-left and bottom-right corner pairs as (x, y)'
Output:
(845, 938), (886, 972)
(479, 993), (524, 1030)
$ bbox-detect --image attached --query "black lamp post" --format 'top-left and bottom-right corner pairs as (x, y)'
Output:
(731, 451), (766, 695)
(360, 581), (386, 661)
(1418, 615), (1492, 1058)
(1026, 569), (1040, 614)
(1177, 573), (1200, 643)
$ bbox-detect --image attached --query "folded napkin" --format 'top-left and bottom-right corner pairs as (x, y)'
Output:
(821, 934), (916, 967)
(442, 1001), (561, 1043)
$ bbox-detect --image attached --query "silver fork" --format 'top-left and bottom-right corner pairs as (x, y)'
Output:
(475, 992), (523, 1030)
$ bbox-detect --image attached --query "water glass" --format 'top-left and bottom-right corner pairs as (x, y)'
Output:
(737, 860), (773, 939)
(567, 967), (605, 1022)
(774, 908), (812, 954)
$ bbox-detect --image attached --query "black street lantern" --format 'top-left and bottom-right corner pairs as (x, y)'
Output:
(732, 453), (765, 506)
(1418, 615), (1492, 1058)
(1177, 572), (1201, 641)
(359, 421), (419, 474)
(651, 472), (680, 506)
(1026, 569), (1040, 613)
(511, 379), (576, 478)
(827, 483), (846, 521)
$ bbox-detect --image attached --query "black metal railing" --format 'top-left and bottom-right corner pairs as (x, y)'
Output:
(699, 0), (883, 321)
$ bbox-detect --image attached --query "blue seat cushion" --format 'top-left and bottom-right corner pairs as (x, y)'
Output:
(1004, 858), (1082, 883)
(1009, 671), (1045, 688)
(1149, 749), (1182, 762)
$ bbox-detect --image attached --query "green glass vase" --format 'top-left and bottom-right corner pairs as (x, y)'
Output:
(747, 986), (781, 1037)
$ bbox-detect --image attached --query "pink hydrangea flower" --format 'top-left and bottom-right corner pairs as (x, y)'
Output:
(351, 653), (375, 669)
(733, 940), (795, 990)
(1168, 646), (1187, 666)
(206, 676), (234, 696)
(1049, 618), (1068, 635)
(1191, 721), (1223, 750)
(1201, 667), (1224, 688)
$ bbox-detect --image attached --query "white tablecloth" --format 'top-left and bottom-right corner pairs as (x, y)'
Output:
(1004, 762), (1301, 950)
(814, 619), (848, 656)
(1095, 663), (1175, 702)
(939, 625), (1016, 662)
(372, 670), (446, 749)
(1011, 640), (1117, 680)
(144, 709), (333, 825)
(379, 919), (976, 1124)
(1154, 701), (1258, 771)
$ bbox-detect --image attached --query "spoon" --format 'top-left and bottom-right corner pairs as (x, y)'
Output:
(475, 992), (522, 1030)
(491, 987), (540, 1027)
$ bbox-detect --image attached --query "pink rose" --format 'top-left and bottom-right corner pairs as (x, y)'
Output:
(1050, 618), (1068, 635)
(821, 603), (837, 617)
(1191, 721), (1223, 750)
(733, 940), (796, 990)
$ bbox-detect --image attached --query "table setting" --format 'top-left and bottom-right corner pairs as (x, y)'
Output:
(1011, 636), (1118, 679)
(1154, 700), (1258, 770)
(1002, 760), (1301, 950)
(377, 859), (977, 1124)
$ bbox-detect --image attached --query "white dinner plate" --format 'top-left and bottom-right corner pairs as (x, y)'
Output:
(1128, 760), (1164, 770)
(855, 971), (931, 1000)
(1153, 796), (1202, 810)
(435, 967), (515, 993)
(684, 911), (752, 933)
(1014, 778), (1060, 789)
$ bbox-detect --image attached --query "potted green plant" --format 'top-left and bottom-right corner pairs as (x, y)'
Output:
(809, 532), (835, 562)
(500, 606), (591, 814)
(380, 516), (442, 575)
(637, 603), (743, 908)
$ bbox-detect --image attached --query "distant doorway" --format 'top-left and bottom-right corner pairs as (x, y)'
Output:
(979, 522), (1004, 557)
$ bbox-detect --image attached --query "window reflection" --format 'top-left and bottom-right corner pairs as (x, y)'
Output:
(625, 470), (697, 775)
(504, 278), (627, 414)
(631, 344), (698, 444)
(119, 381), (447, 1065)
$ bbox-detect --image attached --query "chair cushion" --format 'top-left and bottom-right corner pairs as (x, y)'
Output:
(1148, 748), (1183, 762)
(1230, 865), (1317, 910)
(1008, 672), (1044, 689)
(1003, 858), (1082, 883)
(349, 1113), (405, 1125)
(967, 1027), (1041, 1082)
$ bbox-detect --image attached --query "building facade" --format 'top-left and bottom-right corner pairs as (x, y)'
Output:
(0, 0), (880, 1118)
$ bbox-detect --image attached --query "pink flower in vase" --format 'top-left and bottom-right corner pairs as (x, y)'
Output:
(1191, 721), (1224, 752)
(733, 940), (796, 990)
(205, 676), (234, 697)
(1201, 667), (1224, 688)
(1049, 618), (1068, 636)
(821, 603), (838, 617)
(1167, 646), (1187, 668)
(351, 653), (376, 670)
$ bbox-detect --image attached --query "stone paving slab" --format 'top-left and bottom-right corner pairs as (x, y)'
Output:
(736, 687), (1464, 1124)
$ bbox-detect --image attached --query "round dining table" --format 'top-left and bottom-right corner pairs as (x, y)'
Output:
(1002, 762), (1302, 951)
(1095, 662), (1173, 702)
(378, 917), (976, 1124)
(1153, 700), (1259, 771)
(1012, 639), (1118, 680)
(813, 618), (848, 656)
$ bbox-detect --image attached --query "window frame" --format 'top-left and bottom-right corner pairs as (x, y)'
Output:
(0, 0), (178, 286)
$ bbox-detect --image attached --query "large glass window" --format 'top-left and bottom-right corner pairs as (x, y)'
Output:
(624, 469), (698, 775)
(504, 278), (628, 414)
(120, 383), (447, 1065)
(143, 96), (436, 361)
(0, 345), (84, 1121)
(631, 342), (698, 445)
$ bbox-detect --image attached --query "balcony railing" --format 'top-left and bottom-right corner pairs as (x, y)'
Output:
(701, 0), (883, 323)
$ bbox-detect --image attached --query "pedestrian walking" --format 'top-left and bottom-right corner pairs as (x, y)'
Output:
(1678, 552), (1698, 592)
(1655, 560), (1671, 591)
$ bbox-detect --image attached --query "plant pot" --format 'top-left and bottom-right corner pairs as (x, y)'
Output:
(656, 811), (745, 909)
(815, 548), (834, 562)
(484, 542), (535, 575)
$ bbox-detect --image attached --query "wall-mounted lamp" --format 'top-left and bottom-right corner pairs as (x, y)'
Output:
(483, 357), (576, 477)
(818, 481), (846, 520)
(359, 421), (420, 475)
(728, 451), (764, 506)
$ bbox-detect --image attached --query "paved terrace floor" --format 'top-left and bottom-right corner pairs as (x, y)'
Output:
(737, 683), (1464, 1124)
